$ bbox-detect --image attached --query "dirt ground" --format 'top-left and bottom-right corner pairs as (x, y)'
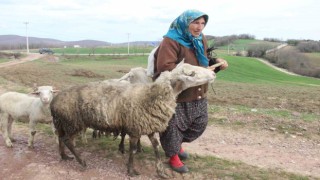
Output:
(0, 54), (319, 180)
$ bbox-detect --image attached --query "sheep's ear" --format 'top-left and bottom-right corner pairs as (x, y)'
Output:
(119, 72), (131, 81)
(30, 91), (40, 96)
(33, 83), (38, 92)
(52, 90), (60, 94)
(176, 58), (185, 68)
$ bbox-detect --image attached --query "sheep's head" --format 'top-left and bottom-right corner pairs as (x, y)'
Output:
(31, 86), (59, 104)
(159, 60), (216, 95)
(118, 67), (150, 84)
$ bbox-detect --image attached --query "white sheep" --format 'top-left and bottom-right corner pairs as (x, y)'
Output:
(50, 61), (216, 177)
(0, 86), (58, 148)
(146, 46), (158, 77)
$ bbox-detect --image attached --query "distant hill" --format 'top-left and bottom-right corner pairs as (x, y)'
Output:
(0, 35), (160, 50)
(0, 35), (112, 50)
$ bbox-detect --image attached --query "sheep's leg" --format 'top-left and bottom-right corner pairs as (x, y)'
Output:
(61, 135), (87, 168)
(119, 131), (126, 154)
(0, 113), (13, 148)
(51, 122), (59, 144)
(127, 136), (140, 176)
(148, 133), (169, 179)
(28, 120), (37, 148)
(137, 139), (143, 153)
(58, 135), (73, 160)
(92, 129), (97, 139)
(8, 115), (15, 142)
(81, 128), (87, 144)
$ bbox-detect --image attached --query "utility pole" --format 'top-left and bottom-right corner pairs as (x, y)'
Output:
(127, 33), (130, 55)
(24, 22), (29, 53)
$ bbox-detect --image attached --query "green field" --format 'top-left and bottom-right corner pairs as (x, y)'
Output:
(218, 55), (320, 86)
(210, 39), (282, 54)
(0, 58), (9, 63)
(31, 46), (155, 55)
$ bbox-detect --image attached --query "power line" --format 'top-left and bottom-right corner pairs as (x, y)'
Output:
(127, 33), (130, 55)
(23, 22), (29, 53)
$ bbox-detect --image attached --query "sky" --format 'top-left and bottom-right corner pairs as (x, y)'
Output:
(0, 0), (319, 43)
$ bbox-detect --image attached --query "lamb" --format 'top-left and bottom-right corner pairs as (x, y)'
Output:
(50, 61), (216, 177)
(0, 86), (58, 148)
(111, 67), (150, 84)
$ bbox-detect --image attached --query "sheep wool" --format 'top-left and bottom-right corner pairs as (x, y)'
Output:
(51, 81), (175, 138)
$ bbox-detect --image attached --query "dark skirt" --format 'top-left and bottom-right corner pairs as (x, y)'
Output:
(160, 98), (208, 157)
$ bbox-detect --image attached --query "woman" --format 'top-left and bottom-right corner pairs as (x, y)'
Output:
(153, 9), (228, 173)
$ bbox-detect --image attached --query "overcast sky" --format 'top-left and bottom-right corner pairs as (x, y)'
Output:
(0, 0), (319, 43)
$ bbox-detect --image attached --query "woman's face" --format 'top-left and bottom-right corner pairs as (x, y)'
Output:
(188, 17), (206, 37)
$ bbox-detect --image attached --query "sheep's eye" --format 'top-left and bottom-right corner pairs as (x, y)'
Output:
(190, 71), (195, 77)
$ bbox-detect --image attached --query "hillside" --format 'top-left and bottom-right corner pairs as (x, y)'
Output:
(0, 35), (159, 50)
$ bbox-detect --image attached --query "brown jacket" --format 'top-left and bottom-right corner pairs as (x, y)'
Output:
(153, 36), (209, 103)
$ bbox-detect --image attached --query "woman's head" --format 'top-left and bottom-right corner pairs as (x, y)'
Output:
(164, 9), (209, 66)
(168, 9), (208, 38)
(188, 16), (206, 37)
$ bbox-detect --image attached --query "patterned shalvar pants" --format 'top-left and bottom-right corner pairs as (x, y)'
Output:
(160, 98), (208, 157)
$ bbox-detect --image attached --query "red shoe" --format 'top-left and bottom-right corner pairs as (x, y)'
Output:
(178, 147), (189, 160)
(169, 154), (189, 173)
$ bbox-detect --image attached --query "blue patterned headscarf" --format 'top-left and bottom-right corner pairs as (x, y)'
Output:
(164, 9), (209, 67)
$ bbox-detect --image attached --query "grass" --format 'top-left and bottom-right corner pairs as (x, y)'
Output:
(0, 58), (10, 63)
(30, 47), (155, 55)
(218, 55), (320, 86)
(208, 104), (319, 139)
(304, 52), (320, 67)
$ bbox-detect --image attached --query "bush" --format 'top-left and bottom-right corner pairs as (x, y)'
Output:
(0, 52), (22, 59)
(247, 44), (274, 57)
(297, 41), (320, 52)
(265, 47), (320, 78)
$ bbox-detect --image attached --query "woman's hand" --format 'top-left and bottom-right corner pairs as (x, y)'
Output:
(216, 58), (228, 70)
(207, 58), (228, 71)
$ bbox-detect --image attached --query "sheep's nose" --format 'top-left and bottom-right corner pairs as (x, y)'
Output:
(42, 97), (50, 103)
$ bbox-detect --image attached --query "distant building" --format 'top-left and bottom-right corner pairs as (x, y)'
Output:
(74, 45), (81, 48)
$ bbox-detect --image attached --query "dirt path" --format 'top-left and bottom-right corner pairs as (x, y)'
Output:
(183, 126), (320, 177)
(255, 58), (301, 76)
(139, 125), (320, 178)
(0, 53), (45, 68)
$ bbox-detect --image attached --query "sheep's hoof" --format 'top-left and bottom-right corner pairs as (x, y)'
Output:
(158, 172), (170, 179)
(80, 160), (87, 168)
(156, 162), (170, 179)
(128, 168), (140, 177)
(118, 148), (125, 154)
(61, 154), (74, 161)
(137, 147), (144, 153)
(5, 141), (13, 148)
(10, 138), (16, 142)
(28, 145), (35, 149)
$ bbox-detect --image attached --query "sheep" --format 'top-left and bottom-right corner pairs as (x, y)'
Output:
(146, 46), (158, 77)
(50, 61), (216, 177)
(0, 86), (58, 148)
(91, 67), (150, 153)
